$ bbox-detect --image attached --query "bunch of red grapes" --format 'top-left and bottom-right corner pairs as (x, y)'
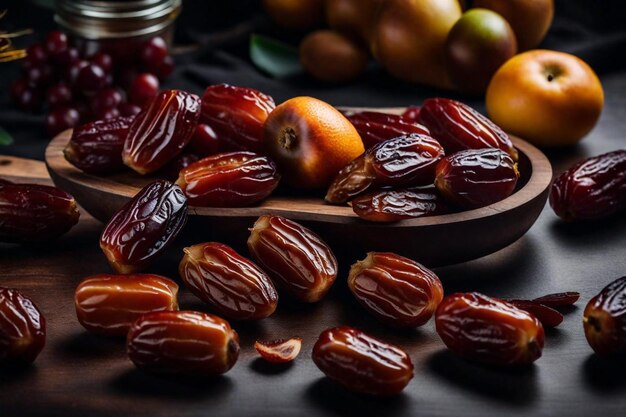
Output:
(9, 30), (174, 137)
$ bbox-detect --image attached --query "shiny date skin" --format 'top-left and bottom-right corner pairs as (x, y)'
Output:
(344, 110), (430, 149)
(200, 84), (276, 153)
(123, 89), (201, 175)
(100, 180), (188, 274)
(326, 134), (445, 204)
(550, 150), (626, 221)
(348, 252), (443, 327)
(419, 98), (518, 160)
(583, 276), (626, 355)
(436, 293), (545, 366)
(248, 215), (338, 303)
(0, 183), (80, 243)
(176, 151), (280, 207)
(312, 326), (414, 396)
(127, 311), (240, 375)
(506, 299), (564, 328)
(351, 188), (451, 222)
(0, 288), (46, 363)
(63, 115), (134, 174)
(179, 242), (278, 320)
(435, 148), (519, 209)
(75, 274), (179, 336)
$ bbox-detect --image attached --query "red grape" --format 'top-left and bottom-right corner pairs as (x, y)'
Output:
(90, 87), (123, 117)
(44, 31), (68, 55)
(118, 102), (142, 117)
(45, 107), (80, 136)
(46, 82), (73, 109)
(54, 47), (80, 68)
(76, 63), (106, 95)
(91, 52), (113, 74)
(128, 73), (159, 106)
(139, 37), (168, 70)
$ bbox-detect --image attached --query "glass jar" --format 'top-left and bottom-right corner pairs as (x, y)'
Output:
(54, 0), (181, 61)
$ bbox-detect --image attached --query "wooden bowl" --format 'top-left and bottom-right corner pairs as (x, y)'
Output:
(45, 117), (552, 267)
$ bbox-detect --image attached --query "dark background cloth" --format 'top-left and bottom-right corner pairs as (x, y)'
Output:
(0, 0), (625, 161)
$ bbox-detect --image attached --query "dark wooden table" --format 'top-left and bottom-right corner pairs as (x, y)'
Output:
(1, 73), (626, 417)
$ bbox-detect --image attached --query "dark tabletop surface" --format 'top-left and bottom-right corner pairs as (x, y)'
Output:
(1, 1), (626, 416)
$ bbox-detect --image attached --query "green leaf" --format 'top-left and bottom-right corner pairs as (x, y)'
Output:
(250, 34), (301, 79)
(0, 127), (14, 146)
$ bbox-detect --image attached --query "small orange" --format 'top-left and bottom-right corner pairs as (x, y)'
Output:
(264, 97), (365, 189)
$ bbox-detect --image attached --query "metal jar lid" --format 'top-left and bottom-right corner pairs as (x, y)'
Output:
(54, 0), (182, 40)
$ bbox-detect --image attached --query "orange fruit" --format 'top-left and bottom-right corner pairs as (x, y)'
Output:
(486, 50), (604, 147)
(264, 97), (365, 189)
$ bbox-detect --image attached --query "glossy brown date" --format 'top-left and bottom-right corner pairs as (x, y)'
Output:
(179, 242), (278, 320)
(176, 151), (280, 207)
(126, 311), (240, 375)
(583, 276), (626, 355)
(312, 326), (414, 396)
(435, 293), (544, 366)
(0, 288), (46, 363)
(247, 215), (338, 303)
(418, 98), (518, 160)
(123, 89), (201, 174)
(401, 106), (421, 123)
(550, 150), (626, 221)
(100, 180), (188, 274)
(0, 183), (80, 243)
(348, 252), (443, 327)
(435, 148), (519, 209)
(506, 299), (564, 328)
(64, 115), (134, 174)
(326, 134), (445, 204)
(200, 84), (276, 152)
(344, 110), (430, 149)
(351, 188), (450, 222)
(75, 274), (179, 336)
(533, 291), (580, 308)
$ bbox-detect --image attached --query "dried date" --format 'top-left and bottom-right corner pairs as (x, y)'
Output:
(0, 288), (46, 363)
(344, 110), (430, 149)
(200, 84), (276, 152)
(435, 293), (544, 366)
(312, 326), (414, 396)
(179, 242), (278, 320)
(123, 89), (201, 174)
(506, 299), (564, 328)
(100, 180), (188, 274)
(255, 337), (302, 363)
(348, 252), (443, 327)
(75, 274), (179, 336)
(435, 148), (519, 209)
(550, 150), (626, 221)
(247, 215), (338, 303)
(533, 292), (580, 308)
(63, 115), (134, 174)
(0, 183), (80, 243)
(351, 188), (450, 222)
(419, 98), (518, 160)
(127, 311), (240, 375)
(325, 134), (445, 204)
(176, 151), (280, 207)
(583, 276), (626, 355)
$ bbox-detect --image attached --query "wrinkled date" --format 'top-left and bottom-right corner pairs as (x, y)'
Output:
(326, 134), (445, 204)
(63, 115), (134, 174)
(0, 183), (80, 243)
(0, 288), (46, 363)
(123, 89), (201, 174)
(506, 300), (564, 328)
(419, 98), (518, 160)
(344, 110), (430, 149)
(127, 311), (240, 375)
(179, 242), (278, 320)
(436, 293), (545, 366)
(348, 252), (443, 327)
(75, 274), (179, 336)
(550, 150), (626, 221)
(401, 106), (421, 123)
(201, 84), (276, 152)
(351, 188), (451, 222)
(248, 215), (338, 303)
(176, 151), (280, 207)
(583, 276), (626, 355)
(435, 148), (519, 209)
(100, 180), (188, 274)
(312, 326), (414, 396)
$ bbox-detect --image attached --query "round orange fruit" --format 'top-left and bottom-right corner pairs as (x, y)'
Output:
(264, 97), (365, 189)
(486, 50), (604, 147)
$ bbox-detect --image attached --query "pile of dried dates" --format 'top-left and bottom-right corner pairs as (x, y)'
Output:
(1, 84), (626, 396)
